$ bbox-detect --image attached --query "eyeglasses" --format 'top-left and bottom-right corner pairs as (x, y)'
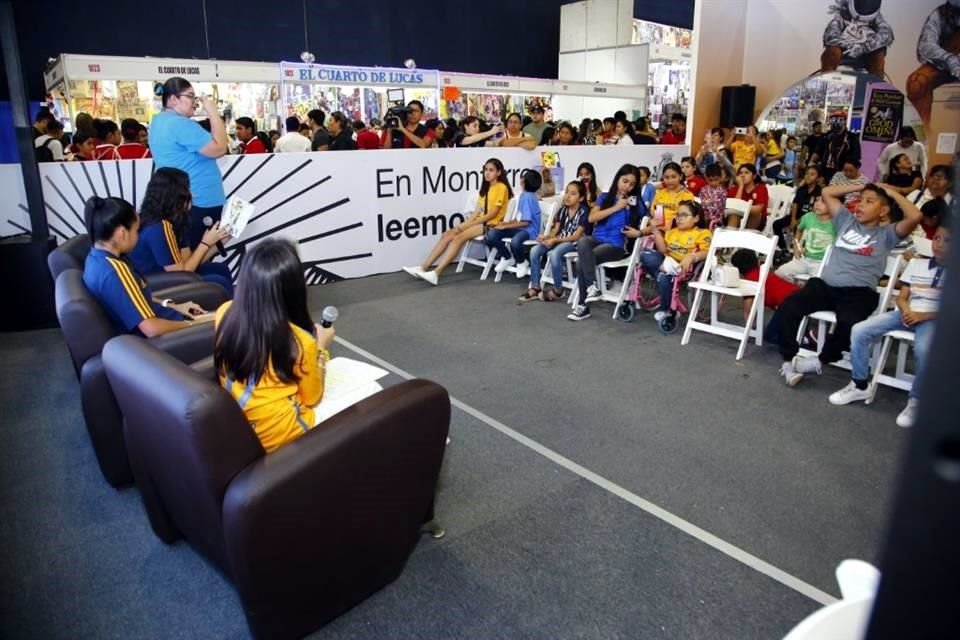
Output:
(675, 212), (693, 219)
(177, 93), (197, 101)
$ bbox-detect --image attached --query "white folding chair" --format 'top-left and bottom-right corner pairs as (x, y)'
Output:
(725, 197), (752, 230)
(795, 254), (904, 371)
(868, 329), (916, 397)
(762, 185), (795, 237)
(456, 198), (518, 280)
(494, 200), (557, 283)
(793, 244), (832, 285)
(595, 218), (650, 317)
(681, 229), (778, 360)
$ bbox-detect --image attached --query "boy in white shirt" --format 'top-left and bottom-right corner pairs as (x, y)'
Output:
(829, 218), (950, 428)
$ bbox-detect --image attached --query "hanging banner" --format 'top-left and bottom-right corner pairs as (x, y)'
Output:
(861, 88), (904, 144)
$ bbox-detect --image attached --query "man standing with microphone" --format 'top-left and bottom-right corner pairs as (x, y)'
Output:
(150, 77), (229, 249)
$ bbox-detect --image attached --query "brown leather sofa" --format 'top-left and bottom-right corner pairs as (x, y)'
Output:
(102, 335), (451, 640)
(48, 234), (229, 308)
(55, 270), (217, 486)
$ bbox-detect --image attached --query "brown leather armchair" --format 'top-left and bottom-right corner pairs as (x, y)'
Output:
(102, 335), (450, 640)
(48, 234), (229, 308)
(55, 270), (216, 487)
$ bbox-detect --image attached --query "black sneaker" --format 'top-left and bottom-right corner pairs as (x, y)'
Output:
(567, 304), (591, 321)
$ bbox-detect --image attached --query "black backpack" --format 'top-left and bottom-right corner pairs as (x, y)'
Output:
(35, 138), (56, 163)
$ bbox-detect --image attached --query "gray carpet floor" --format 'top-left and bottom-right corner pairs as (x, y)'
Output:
(0, 268), (911, 639)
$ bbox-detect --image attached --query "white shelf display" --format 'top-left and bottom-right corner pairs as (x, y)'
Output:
(43, 54), (282, 133)
(631, 19), (694, 131)
(758, 72), (858, 136)
(280, 63), (440, 124)
(438, 72), (552, 122)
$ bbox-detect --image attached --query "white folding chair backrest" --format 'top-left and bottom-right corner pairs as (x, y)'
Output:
(726, 198), (752, 230)
(813, 244), (833, 278)
(539, 201), (558, 234)
(763, 185), (795, 235)
(462, 193), (478, 216)
(502, 198), (520, 223)
(877, 255), (904, 311)
(699, 228), (776, 284)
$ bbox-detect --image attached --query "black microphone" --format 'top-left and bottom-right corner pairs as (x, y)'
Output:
(320, 306), (339, 328)
(202, 216), (226, 254)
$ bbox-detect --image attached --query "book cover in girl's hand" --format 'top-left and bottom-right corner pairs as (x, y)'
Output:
(221, 196), (255, 238)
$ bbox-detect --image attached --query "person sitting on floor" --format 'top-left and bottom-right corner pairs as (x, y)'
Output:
(776, 182), (923, 387)
(491, 169), (542, 278)
(129, 167), (234, 295)
(699, 164), (728, 230)
(403, 158), (513, 286)
(727, 164), (769, 230)
(82, 196), (207, 337)
(214, 238), (335, 453)
(730, 249), (801, 346)
(775, 195), (836, 284)
(636, 200), (712, 325)
(518, 181), (590, 303)
(568, 164), (642, 321)
(828, 217), (950, 428)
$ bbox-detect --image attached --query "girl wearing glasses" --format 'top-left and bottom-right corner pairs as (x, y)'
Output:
(149, 77), (229, 251)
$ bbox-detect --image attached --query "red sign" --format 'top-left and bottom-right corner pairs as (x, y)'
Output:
(284, 69), (294, 77)
(88, 64), (101, 73)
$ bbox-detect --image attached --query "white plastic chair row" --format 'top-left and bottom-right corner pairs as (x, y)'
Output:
(681, 228), (778, 360)
(762, 184), (795, 237)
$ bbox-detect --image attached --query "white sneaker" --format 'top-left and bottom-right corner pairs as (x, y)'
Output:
(829, 381), (873, 406)
(420, 270), (439, 286)
(402, 266), (424, 279)
(653, 310), (669, 322)
(779, 361), (803, 387)
(516, 262), (529, 279)
(585, 283), (603, 303)
(896, 398), (919, 428)
(792, 355), (822, 376)
(495, 258), (515, 273)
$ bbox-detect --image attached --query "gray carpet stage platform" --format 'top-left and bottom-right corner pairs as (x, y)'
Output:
(0, 269), (909, 639)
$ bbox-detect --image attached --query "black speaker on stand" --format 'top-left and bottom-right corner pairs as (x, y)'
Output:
(720, 85), (756, 129)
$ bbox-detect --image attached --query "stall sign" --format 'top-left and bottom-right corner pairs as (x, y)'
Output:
(283, 63), (438, 88)
(440, 73), (519, 92)
(553, 80), (645, 100)
(61, 55), (218, 81)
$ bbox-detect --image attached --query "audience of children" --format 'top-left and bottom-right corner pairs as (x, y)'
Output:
(775, 195), (836, 283)
(491, 169), (542, 277)
(699, 164), (728, 230)
(650, 162), (695, 230)
(828, 217), (949, 428)
(403, 158), (513, 286)
(568, 164), (643, 321)
(637, 200), (712, 323)
(681, 156), (706, 196)
(576, 162), (600, 208)
(727, 164), (769, 230)
(776, 182), (923, 387)
(519, 181), (591, 302)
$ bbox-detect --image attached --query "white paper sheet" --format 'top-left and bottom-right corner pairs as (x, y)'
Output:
(313, 357), (389, 424)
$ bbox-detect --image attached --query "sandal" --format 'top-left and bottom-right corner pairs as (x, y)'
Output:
(518, 287), (541, 302)
(540, 287), (564, 302)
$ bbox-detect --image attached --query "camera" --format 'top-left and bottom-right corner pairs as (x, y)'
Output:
(384, 104), (411, 129)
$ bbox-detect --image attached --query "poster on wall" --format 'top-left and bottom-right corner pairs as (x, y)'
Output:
(905, 2), (960, 126)
(861, 88), (904, 142)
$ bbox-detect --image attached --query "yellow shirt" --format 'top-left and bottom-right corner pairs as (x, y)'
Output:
(215, 302), (324, 453)
(483, 182), (511, 227)
(664, 227), (712, 262)
(731, 140), (758, 169)
(766, 138), (782, 158)
(652, 187), (694, 229)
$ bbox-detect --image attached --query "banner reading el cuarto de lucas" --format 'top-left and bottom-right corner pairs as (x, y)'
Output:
(35, 146), (683, 284)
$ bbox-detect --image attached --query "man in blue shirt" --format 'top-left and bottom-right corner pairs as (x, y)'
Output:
(83, 196), (208, 337)
(149, 78), (229, 249)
